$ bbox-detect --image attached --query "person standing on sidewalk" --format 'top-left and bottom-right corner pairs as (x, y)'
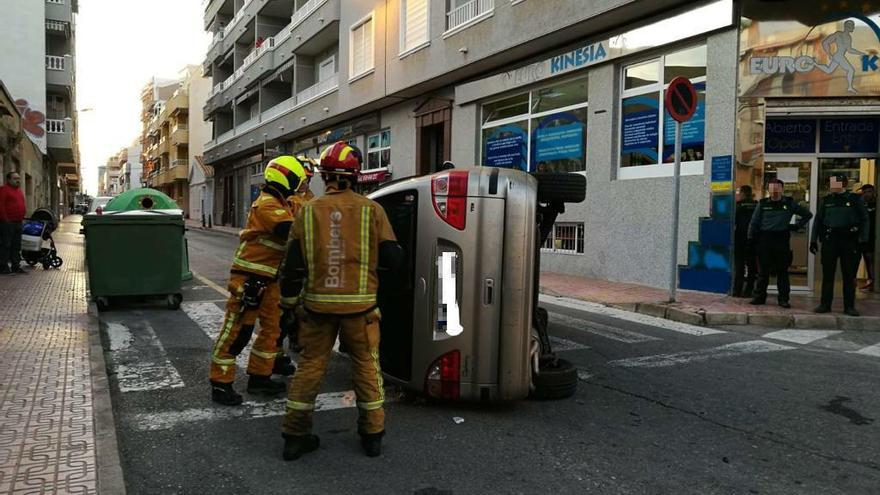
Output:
(0, 171), (27, 275)
(749, 178), (813, 308)
(278, 142), (402, 460)
(810, 175), (869, 316)
(858, 184), (876, 292)
(209, 156), (308, 406)
(732, 185), (758, 297)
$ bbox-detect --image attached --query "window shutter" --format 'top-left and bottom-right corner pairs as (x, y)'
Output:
(363, 19), (374, 70)
(404, 0), (428, 51)
(352, 25), (364, 75)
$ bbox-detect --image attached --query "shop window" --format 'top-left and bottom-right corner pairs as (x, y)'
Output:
(350, 15), (375, 80)
(619, 45), (707, 180)
(541, 223), (585, 254)
(481, 76), (588, 173)
(401, 0), (429, 54)
(366, 130), (391, 170)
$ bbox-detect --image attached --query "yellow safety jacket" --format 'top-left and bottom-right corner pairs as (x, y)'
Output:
(231, 189), (293, 278)
(289, 185), (396, 314)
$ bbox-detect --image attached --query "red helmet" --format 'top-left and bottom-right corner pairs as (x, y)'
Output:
(318, 141), (362, 176)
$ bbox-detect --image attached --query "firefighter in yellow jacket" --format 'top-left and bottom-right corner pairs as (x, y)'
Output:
(209, 156), (309, 406)
(278, 141), (402, 460)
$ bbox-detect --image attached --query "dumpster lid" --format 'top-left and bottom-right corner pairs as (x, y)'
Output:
(103, 188), (180, 212)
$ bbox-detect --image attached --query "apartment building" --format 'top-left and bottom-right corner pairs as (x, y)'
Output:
(0, 80), (49, 214)
(200, 0), (743, 290)
(0, 0), (81, 213)
(119, 143), (143, 192)
(141, 67), (212, 217)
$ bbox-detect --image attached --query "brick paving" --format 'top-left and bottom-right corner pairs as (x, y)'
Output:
(540, 271), (880, 319)
(0, 216), (98, 494)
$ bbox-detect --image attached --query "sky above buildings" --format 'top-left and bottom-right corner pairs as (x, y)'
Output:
(77, 0), (209, 195)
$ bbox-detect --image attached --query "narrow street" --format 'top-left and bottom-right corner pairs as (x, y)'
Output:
(98, 228), (880, 495)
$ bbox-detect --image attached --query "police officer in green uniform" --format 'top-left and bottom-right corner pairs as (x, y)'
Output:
(733, 185), (758, 297)
(810, 175), (870, 316)
(749, 178), (813, 308)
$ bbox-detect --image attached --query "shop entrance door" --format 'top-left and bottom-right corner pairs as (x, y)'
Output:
(762, 158), (817, 291)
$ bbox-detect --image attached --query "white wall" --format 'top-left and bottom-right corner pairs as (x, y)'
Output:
(0, 0), (48, 153)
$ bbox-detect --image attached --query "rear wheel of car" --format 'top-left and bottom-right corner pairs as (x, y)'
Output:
(530, 357), (578, 400)
(534, 172), (586, 204)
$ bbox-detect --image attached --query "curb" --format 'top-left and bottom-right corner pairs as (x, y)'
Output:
(185, 225), (239, 238)
(539, 288), (880, 331)
(87, 301), (127, 495)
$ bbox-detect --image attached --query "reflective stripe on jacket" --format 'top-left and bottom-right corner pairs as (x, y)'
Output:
(291, 185), (396, 314)
(231, 190), (293, 278)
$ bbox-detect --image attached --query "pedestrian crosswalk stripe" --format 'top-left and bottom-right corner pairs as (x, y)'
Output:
(762, 329), (842, 345)
(550, 312), (659, 343)
(549, 335), (590, 352)
(539, 295), (726, 337)
(106, 322), (185, 393)
(853, 343), (880, 358)
(607, 340), (794, 368)
(129, 390), (396, 432)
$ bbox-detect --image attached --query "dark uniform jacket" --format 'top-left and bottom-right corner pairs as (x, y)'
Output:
(866, 199), (876, 249)
(748, 196), (812, 240)
(735, 199), (757, 247)
(810, 192), (870, 245)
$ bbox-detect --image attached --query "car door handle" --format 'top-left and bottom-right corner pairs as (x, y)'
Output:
(419, 277), (427, 297)
(484, 278), (494, 305)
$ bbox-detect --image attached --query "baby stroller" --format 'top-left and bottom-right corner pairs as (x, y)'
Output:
(21, 208), (63, 270)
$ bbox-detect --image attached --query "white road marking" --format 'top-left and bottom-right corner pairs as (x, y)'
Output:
(853, 343), (880, 358)
(549, 335), (590, 352)
(106, 322), (185, 393)
(550, 312), (659, 344)
(539, 295), (725, 337)
(182, 301), (252, 369)
(607, 340), (794, 368)
(762, 329), (842, 345)
(130, 390), (391, 432)
(576, 370), (593, 381)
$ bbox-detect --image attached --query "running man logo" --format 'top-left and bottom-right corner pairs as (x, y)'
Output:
(325, 211), (344, 288)
(749, 18), (880, 94)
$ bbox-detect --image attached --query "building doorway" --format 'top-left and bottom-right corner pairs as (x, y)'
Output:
(414, 97), (452, 176)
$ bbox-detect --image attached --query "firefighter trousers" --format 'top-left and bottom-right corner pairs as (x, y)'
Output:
(283, 308), (384, 436)
(209, 273), (282, 383)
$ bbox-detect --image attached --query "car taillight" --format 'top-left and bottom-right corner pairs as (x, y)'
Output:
(95, 206), (103, 215)
(431, 171), (468, 230)
(425, 350), (460, 400)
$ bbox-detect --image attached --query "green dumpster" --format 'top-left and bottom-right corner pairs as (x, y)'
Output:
(83, 188), (189, 310)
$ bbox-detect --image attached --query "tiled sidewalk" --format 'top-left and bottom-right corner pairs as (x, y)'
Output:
(0, 216), (108, 494)
(540, 272), (880, 328)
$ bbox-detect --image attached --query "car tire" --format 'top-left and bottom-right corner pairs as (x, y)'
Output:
(533, 172), (586, 204)
(530, 357), (577, 400)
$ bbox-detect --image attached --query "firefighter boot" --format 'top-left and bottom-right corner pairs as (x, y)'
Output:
(247, 374), (287, 396)
(360, 431), (384, 458)
(282, 434), (320, 461)
(273, 355), (296, 376)
(210, 381), (243, 406)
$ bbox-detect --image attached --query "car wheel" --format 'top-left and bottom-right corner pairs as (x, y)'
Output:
(530, 357), (577, 400)
(533, 172), (586, 204)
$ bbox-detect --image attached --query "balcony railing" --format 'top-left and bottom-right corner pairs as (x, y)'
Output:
(46, 119), (67, 133)
(447, 0), (493, 31)
(46, 20), (67, 32)
(223, 73), (237, 90)
(291, 0), (327, 29)
(46, 55), (66, 70)
(172, 123), (188, 132)
(242, 37), (274, 70)
(46, 0), (64, 4)
(223, 0), (254, 38)
(209, 81), (225, 98)
(296, 74), (338, 105)
(261, 96), (296, 122)
(171, 159), (188, 168)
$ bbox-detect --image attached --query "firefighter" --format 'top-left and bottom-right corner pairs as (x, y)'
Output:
(298, 155), (317, 202)
(278, 141), (402, 460)
(209, 156), (309, 406)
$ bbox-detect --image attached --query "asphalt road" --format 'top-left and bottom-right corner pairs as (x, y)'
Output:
(97, 227), (880, 495)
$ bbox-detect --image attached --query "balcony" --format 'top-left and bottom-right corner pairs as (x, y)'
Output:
(158, 137), (170, 155)
(223, 0), (255, 40)
(46, 55), (74, 88)
(45, 0), (72, 23)
(158, 161), (189, 185)
(291, 0), (328, 29)
(296, 74), (338, 106)
(46, 118), (74, 161)
(45, 20), (69, 37)
(171, 123), (189, 145)
(446, 0), (494, 33)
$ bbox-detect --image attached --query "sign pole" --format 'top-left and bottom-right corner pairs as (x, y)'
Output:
(669, 120), (682, 303)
